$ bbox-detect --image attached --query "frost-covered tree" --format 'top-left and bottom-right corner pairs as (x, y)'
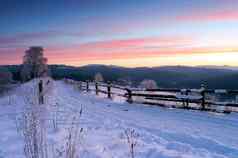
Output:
(0, 67), (12, 85)
(94, 72), (104, 82)
(21, 47), (48, 81)
(139, 79), (158, 89)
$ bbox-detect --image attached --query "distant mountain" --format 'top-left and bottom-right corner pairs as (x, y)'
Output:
(1, 64), (238, 89)
(197, 65), (238, 71)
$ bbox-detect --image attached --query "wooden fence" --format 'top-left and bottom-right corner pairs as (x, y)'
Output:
(64, 79), (238, 113)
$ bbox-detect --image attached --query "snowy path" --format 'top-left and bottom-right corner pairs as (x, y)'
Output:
(0, 80), (238, 158)
(53, 81), (238, 158)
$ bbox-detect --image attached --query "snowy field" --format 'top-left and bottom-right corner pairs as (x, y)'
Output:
(0, 79), (238, 158)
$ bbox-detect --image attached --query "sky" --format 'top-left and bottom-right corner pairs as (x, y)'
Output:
(0, 0), (238, 67)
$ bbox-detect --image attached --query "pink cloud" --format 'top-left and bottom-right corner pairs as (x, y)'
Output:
(43, 36), (238, 64)
(1, 36), (237, 66)
(44, 36), (190, 58)
(177, 10), (238, 22)
(44, 37), (177, 63)
(69, 36), (194, 52)
(0, 48), (25, 65)
(45, 45), (238, 66)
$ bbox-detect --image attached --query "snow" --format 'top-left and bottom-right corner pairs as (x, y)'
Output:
(175, 94), (203, 100)
(191, 89), (204, 93)
(0, 79), (238, 158)
(215, 90), (227, 94)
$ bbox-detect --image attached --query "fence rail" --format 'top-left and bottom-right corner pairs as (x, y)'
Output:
(64, 79), (238, 113)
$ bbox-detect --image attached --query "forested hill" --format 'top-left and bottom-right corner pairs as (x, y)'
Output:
(2, 64), (238, 89)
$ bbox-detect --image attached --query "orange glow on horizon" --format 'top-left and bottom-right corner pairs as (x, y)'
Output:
(46, 52), (238, 68)
(1, 51), (238, 68)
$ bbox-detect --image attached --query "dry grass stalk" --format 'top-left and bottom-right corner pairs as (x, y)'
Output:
(125, 128), (139, 158)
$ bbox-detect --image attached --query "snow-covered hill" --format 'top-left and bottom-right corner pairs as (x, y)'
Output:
(0, 79), (238, 158)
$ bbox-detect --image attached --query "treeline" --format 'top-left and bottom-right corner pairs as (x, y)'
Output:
(2, 64), (238, 89)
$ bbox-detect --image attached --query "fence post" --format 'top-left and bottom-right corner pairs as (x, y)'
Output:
(181, 89), (186, 108)
(79, 81), (82, 90)
(107, 83), (111, 99)
(95, 82), (99, 95)
(185, 89), (189, 109)
(126, 88), (133, 103)
(86, 81), (89, 92)
(38, 80), (44, 104)
(201, 84), (206, 110)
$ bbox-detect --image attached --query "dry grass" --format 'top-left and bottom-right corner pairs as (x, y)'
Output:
(21, 108), (49, 158)
(125, 128), (139, 158)
(53, 106), (84, 158)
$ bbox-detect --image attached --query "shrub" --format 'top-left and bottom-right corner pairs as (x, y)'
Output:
(139, 79), (158, 89)
(94, 72), (104, 82)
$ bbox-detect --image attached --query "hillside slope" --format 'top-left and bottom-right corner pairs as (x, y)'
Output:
(0, 79), (238, 158)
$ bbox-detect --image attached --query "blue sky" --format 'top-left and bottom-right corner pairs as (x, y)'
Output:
(1, 0), (238, 67)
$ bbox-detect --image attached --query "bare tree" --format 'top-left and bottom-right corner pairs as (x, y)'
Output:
(139, 79), (158, 89)
(21, 47), (48, 81)
(94, 72), (104, 82)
